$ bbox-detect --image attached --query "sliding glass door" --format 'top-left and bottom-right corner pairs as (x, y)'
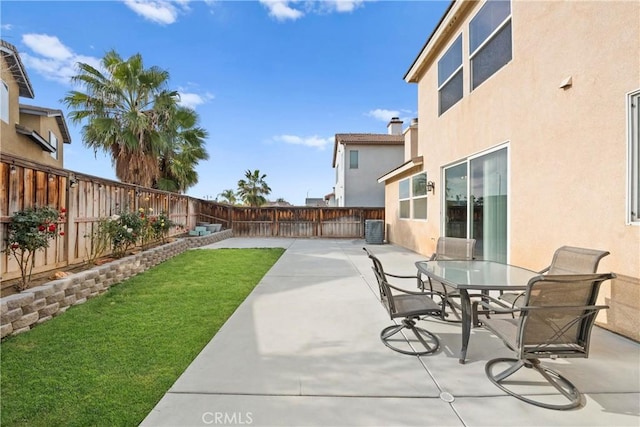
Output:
(443, 146), (508, 262)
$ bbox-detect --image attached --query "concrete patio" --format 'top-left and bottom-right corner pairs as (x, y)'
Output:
(141, 238), (640, 427)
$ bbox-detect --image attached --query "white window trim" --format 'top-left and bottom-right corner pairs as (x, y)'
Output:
(437, 35), (463, 91)
(441, 142), (511, 260)
(469, 1), (513, 90)
(49, 131), (59, 160)
(628, 89), (640, 225)
(1, 80), (8, 124)
(399, 171), (429, 221)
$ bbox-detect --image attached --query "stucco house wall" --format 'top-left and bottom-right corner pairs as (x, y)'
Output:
(384, 0), (640, 340)
(1, 40), (69, 169)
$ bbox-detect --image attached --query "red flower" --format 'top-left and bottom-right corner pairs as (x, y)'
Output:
(61, 207), (67, 213)
(59, 231), (65, 236)
(38, 225), (46, 232)
(11, 243), (19, 249)
(48, 224), (56, 232)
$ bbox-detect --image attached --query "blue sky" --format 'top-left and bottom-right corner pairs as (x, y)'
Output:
(1, 0), (449, 205)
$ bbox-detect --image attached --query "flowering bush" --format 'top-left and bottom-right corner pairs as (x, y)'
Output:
(103, 210), (143, 258)
(84, 218), (111, 265)
(4, 206), (63, 290)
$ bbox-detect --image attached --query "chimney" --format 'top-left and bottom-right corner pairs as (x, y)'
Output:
(387, 117), (403, 135)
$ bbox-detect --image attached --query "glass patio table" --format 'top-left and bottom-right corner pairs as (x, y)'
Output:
(414, 260), (539, 364)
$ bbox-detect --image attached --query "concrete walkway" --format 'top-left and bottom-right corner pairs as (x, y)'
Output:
(141, 238), (640, 427)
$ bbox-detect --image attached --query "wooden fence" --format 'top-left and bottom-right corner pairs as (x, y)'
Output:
(0, 154), (384, 289)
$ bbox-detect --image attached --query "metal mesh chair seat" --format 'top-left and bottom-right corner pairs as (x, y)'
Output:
(384, 294), (442, 320)
(477, 273), (615, 410)
(364, 247), (442, 356)
(499, 246), (610, 309)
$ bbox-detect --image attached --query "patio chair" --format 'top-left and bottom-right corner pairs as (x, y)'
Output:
(475, 272), (615, 410)
(364, 247), (443, 356)
(423, 237), (476, 322)
(499, 246), (610, 308)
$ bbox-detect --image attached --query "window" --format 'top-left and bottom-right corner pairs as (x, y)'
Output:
(470, 0), (512, 90)
(399, 172), (428, 220)
(349, 150), (358, 169)
(629, 90), (640, 224)
(438, 35), (463, 115)
(443, 145), (508, 262)
(49, 131), (58, 160)
(1, 80), (8, 123)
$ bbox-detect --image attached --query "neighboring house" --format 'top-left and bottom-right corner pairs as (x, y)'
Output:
(304, 198), (326, 207)
(324, 191), (336, 207)
(333, 117), (405, 207)
(379, 0), (639, 340)
(1, 40), (71, 168)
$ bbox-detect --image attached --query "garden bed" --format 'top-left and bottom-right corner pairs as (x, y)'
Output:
(0, 229), (233, 339)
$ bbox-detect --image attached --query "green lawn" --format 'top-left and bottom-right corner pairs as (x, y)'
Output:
(0, 248), (284, 427)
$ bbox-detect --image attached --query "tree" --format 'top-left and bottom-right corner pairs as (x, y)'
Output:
(217, 189), (238, 205)
(156, 104), (209, 193)
(237, 169), (272, 207)
(64, 50), (208, 188)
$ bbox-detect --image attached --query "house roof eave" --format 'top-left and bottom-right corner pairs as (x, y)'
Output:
(377, 156), (424, 183)
(15, 124), (56, 152)
(1, 40), (35, 99)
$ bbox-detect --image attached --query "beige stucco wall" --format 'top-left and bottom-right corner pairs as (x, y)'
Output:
(386, 0), (640, 340)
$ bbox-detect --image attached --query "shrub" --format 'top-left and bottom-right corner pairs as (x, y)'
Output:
(4, 206), (63, 291)
(104, 210), (143, 258)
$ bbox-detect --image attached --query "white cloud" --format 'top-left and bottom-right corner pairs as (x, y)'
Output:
(323, 0), (364, 13)
(366, 108), (400, 122)
(123, 0), (191, 25)
(1, 24), (13, 31)
(259, 1), (304, 21)
(274, 134), (332, 150)
(178, 91), (214, 109)
(23, 34), (73, 60)
(20, 34), (101, 85)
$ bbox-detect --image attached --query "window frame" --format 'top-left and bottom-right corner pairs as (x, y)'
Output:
(49, 131), (58, 160)
(628, 89), (640, 225)
(469, 0), (513, 90)
(399, 171), (429, 220)
(438, 34), (464, 115)
(349, 150), (359, 169)
(1, 80), (8, 124)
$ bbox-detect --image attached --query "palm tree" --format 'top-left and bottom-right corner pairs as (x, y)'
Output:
(63, 50), (177, 187)
(156, 104), (209, 193)
(217, 189), (238, 205)
(237, 169), (272, 207)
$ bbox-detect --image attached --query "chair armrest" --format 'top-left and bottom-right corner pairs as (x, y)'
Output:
(472, 295), (520, 325)
(385, 281), (442, 299)
(386, 271), (420, 280)
(538, 266), (551, 274)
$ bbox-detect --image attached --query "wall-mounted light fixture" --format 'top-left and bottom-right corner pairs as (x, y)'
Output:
(98, 183), (103, 190)
(69, 176), (79, 188)
(426, 180), (436, 194)
(10, 162), (17, 174)
(48, 173), (55, 182)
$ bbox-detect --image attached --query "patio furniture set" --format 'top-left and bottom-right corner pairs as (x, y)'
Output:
(364, 239), (615, 411)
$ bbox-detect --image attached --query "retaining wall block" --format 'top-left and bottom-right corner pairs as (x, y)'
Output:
(39, 303), (60, 317)
(25, 285), (54, 300)
(12, 311), (39, 329)
(65, 284), (81, 296)
(47, 291), (65, 304)
(12, 326), (31, 335)
(1, 323), (13, 339)
(61, 295), (76, 307)
(1, 308), (23, 325)
(22, 298), (46, 314)
(51, 277), (74, 292)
